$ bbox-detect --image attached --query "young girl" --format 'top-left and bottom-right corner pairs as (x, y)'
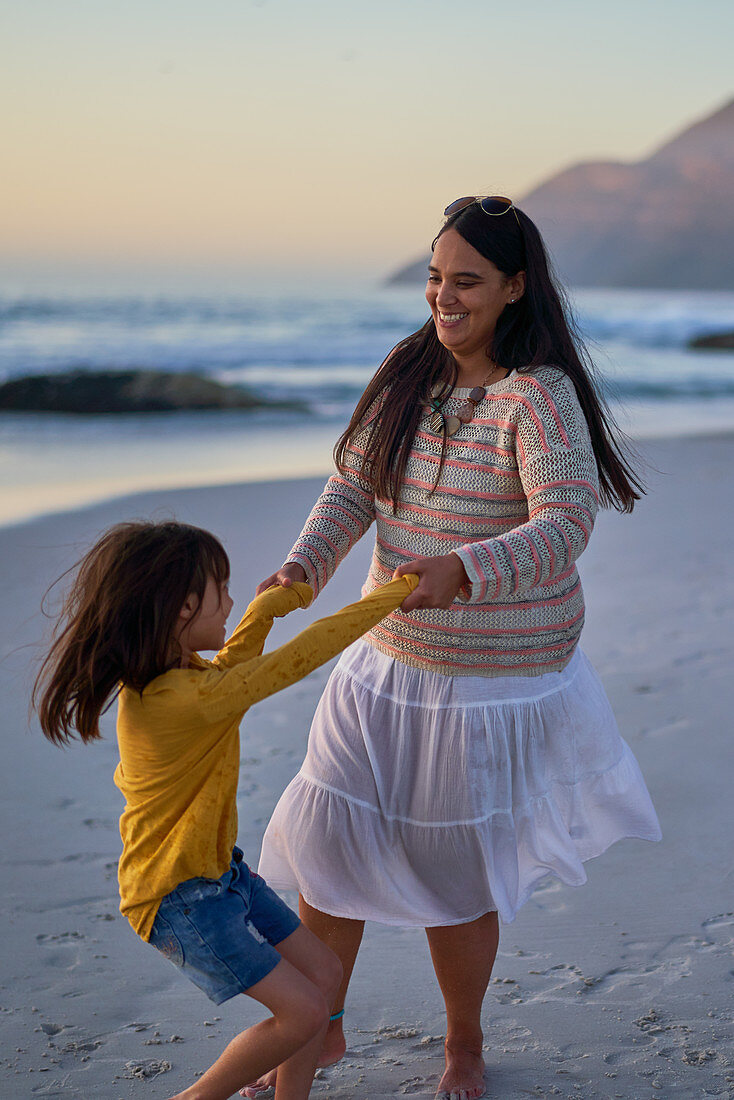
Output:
(34, 519), (417, 1100)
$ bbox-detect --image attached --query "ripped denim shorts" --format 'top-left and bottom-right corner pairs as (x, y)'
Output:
(148, 847), (301, 1004)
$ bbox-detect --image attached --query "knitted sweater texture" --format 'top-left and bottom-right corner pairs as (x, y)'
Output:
(289, 367), (601, 678)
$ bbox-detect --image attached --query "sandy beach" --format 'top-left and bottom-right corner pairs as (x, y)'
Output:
(1, 433), (733, 1100)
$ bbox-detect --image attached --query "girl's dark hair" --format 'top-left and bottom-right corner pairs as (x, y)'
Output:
(34, 521), (230, 746)
(335, 201), (643, 512)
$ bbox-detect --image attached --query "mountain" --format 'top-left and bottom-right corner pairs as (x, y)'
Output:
(388, 98), (734, 289)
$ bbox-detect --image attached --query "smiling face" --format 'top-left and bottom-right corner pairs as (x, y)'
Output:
(176, 575), (234, 662)
(426, 228), (525, 379)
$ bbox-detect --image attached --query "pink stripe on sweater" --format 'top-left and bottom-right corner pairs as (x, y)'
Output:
(312, 530), (344, 560)
(534, 509), (591, 543)
(387, 500), (519, 527)
(483, 544), (504, 601)
(313, 501), (367, 528)
(533, 524), (557, 579)
(540, 564), (576, 587)
(368, 631), (573, 669)
(527, 478), (600, 503)
(415, 430), (515, 459)
(387, 604), (585, 636)
(370, 625), (573, 658)
(518, 529), (542, 587)
(380, 514), (478, 544)
(370, 554), (577, 594)
(311, 509), (359, 544)
(491, 536), (520, 594)
(412, 448), (519, 479)
(508, 393), (550, 451)
(520, 376), (571, 446)
(289, 553), (319, 594)
(530, 502), (593, 537)
(369, 580), (581, 618)
(478, 390), (551, 454)
(464, 544), (491, 602)
(402, 476), (526, 501)
(295, 544), (329, 590)
(352, 438), (517, 481)
(529, 498), (594, 521)
(375, 534), (419, 560)
(543, 517), (573, 558)
(469, 414), (517, 431)
(331, 473), (373, 503)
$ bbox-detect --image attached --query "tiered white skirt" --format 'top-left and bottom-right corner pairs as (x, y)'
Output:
(258, 640), (661, 926)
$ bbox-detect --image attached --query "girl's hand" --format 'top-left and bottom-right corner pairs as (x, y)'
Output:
(255, 562), (308, 596)
(393, 553), (469, 611)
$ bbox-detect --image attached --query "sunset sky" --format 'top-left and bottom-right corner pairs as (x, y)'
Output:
(2, 0), (733, 286)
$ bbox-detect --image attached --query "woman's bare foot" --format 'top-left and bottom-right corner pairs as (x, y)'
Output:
(435, 1042), (486, 1100)
(239, 1017), (347, 1096)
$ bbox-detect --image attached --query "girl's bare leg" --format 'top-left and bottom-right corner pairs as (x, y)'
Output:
(167, 942), (337, 1100)
(425, 912), (499, 1100)
(241, 898), (364, 1097)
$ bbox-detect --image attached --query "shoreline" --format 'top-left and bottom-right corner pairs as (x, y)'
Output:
(1, 435), (732, 1098)
(2, 419), (734, 534)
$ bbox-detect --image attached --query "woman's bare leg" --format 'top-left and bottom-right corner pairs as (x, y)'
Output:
(425, 912), (499, 1100)
(241, 901), (364, 1096)
(299, 895), (365, 1064)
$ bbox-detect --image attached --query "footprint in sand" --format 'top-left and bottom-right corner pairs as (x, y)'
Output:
(528, 878), (568, 914)
(36, 931), (85, 970)
(39, 1023), (65, 1036)
(655, 932), (719, 959)
(58, 1037), (103, 1055)
(398, 1075), (432, 1094)
(702, 912), (734, 932)
(30, 1080), (75, 1096)
(603, 1049), (641, 1067)
(121, 1058), (172, 1079)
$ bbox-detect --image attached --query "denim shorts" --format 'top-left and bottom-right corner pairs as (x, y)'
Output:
(148, 848), (301, 1004)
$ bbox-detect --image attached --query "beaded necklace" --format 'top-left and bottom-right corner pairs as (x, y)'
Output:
(422, 364), (509, 437)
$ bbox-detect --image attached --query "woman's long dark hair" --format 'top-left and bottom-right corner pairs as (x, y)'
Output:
(34, 521), (230, 746)
(335, 202), (643, 511)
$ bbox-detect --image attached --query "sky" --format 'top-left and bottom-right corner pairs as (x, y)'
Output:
(2, 0), (733, 286)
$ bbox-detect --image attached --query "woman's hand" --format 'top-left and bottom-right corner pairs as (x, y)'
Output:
(255, 562), (308, 596)
(393, 553), (469, 612)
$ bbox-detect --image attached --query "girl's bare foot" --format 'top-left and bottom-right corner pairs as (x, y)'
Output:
(434, 1043), (486, 1100)
(240, 1017), (347, 1096)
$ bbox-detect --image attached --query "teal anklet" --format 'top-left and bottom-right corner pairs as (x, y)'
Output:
(329, 1009), (345, 1022)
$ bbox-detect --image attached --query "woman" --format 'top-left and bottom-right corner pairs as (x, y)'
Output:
(247, 196), (661, 1100)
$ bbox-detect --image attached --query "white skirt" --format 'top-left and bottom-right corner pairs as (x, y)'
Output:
(258, 640), (661, 926)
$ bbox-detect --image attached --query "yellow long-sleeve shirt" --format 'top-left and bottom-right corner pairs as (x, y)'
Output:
(114, 575), (418, 939)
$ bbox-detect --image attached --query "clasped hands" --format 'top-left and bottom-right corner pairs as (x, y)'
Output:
(255, 553), (469, 612)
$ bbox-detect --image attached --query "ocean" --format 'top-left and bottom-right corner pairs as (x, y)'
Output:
(1, 283), (734, 527)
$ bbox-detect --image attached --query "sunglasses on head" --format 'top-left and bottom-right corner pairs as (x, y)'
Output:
(444, 195), (521, 227)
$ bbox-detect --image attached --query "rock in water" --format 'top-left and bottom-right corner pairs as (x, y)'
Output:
(0, 370), (303, 413)
(688, 331), (734, 350)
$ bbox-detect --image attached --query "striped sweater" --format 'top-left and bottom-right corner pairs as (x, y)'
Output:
(289, 366), (601, 677)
